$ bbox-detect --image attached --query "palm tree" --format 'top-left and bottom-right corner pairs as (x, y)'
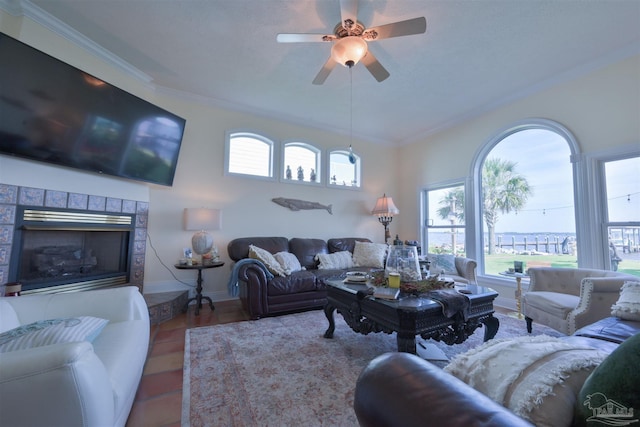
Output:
(437, 187), (465, 254)
(482, 158), (532, 254)
(437, 187), (465, 223)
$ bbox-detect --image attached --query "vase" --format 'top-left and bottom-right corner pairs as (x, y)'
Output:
(385, 245), (421, 283)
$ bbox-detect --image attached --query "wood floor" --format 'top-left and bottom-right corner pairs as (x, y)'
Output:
(126, 299), (250, 427)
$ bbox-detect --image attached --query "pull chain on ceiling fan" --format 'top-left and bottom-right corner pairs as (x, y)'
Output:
(348, 65), (356, 164)
(277, 0), (426, 84)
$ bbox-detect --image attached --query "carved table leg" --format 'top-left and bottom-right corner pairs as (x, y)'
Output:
(482, 315), (500, 341)
(396, 332), (417, 354)
(324, 303), (336, 338)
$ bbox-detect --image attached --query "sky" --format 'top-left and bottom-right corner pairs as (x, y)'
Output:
(428, 129), (639, 234)
(490, 129), (639, 233)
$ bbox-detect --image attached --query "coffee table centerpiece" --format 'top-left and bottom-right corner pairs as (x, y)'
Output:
(379, 246), (457, 295)
(399, 274), (456, 295)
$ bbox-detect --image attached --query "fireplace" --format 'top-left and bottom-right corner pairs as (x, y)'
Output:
(0, 184), (148, 295)
(11, 208), (133, 293)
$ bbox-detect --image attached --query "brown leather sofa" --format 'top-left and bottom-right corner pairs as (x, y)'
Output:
(227, 237), (372, 319)
(353, 316), (639, 427)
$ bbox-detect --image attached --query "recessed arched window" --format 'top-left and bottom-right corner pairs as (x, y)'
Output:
(328, 149), (360, 188)
(472, 120), (578, 276)
(225, 131), (275, 179)
(283, 142), (321, 184)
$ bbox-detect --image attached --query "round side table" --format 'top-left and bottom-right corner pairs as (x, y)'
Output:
(174, 261), (224, 315)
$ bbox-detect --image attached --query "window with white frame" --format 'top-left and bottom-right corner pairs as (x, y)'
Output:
(328, 149), (360, 188)
(423, 183), (467, 257)
(601, 155), (639, 276)
(225, 132), (274, 179)
(283, 142), (321, 183)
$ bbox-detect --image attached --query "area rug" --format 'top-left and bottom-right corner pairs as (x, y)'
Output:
(182, 309), (562, 427)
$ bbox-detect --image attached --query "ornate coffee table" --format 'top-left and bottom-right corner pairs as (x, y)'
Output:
(323, 280), (499, 354)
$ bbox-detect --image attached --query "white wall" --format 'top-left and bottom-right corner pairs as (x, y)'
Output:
(395, 55), (640, 306)
(0, 11), (398, 300)
(2, 10), (638, 305)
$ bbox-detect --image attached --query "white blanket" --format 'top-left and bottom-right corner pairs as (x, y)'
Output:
(445, 335), (608, 426)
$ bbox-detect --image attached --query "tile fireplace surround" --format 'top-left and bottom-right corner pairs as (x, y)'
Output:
(0, 184), (148, 294)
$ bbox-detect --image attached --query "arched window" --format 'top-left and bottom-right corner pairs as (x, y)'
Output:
(471, 120), (579, 276)
(282, 142), (321, 184)
(225, 131), (275, 179)
(328, 149), (360, 188)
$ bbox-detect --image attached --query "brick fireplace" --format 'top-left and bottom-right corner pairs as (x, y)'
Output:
(0, 184), (147, 295)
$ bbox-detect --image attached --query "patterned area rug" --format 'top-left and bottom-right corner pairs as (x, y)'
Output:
(182, 309), (562, 427)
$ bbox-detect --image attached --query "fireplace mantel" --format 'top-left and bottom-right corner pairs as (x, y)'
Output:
(0, 184), (148, 294)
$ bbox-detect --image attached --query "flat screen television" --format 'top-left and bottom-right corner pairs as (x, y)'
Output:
(0, 32), (186, 186)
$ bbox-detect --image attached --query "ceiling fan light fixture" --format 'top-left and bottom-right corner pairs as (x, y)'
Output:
(331, 36), (368, 67)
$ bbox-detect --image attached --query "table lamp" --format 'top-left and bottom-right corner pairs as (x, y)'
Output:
(183, 208), (221, 260)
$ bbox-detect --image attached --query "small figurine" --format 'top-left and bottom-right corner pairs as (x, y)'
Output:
(286, 165), (292, 180)
(297, 166), (304, 181)
(310, 168), (316, 182)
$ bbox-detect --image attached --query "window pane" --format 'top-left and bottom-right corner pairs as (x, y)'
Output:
(604, 156), (639, 277)
(605, 157), (640, 222)
(426, 185), (465, 256)
(228, 135), (272, 177)
(481, 129), (576, 275)
(329, 151), (359, 187)
(284, 144), (320, 183)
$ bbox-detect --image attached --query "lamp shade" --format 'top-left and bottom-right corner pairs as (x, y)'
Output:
(331, 36), (368, 67)
(371, 194), (399, 216)
(183, 208), (221, 255)
(183, 208), (221, 231)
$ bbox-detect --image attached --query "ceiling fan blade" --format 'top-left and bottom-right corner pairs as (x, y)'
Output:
(277, 33), (335, 43)
(340, 0), (358, 33)
(312, 57), (337, 85)
(363, 16), (427, 41)
(360, 52), (390, 82)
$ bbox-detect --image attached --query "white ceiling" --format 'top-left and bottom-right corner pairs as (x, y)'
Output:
(8, 0), (640, 145)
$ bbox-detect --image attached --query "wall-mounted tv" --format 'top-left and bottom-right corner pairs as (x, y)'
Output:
(0, 32), (186, 187)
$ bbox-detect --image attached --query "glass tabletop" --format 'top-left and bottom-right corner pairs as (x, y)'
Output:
(325, 279), (496, 310)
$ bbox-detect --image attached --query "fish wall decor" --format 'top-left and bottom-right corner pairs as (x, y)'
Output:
(271, 197), (333, 214)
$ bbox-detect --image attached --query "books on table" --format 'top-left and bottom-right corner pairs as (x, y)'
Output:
(372, 286), (400, 300)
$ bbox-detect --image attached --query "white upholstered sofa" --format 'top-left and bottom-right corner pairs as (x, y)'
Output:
(0, 286), (150, 427)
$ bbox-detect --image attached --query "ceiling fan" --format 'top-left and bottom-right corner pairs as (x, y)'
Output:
(277, 0), (427, 84)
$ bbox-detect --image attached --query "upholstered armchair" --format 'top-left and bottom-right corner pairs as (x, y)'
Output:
(426, 254), (477, 284)
(522, 267), (637, 335)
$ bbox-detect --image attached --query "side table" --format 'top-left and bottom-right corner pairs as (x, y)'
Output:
(499, 271), (529, 319)
(174, 261), (224, 315)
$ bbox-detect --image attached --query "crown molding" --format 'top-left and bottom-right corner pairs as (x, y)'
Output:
(0, 0), (153, 85)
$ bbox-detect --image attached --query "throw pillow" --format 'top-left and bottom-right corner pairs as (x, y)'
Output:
(274, 251), (303, 275)
(611, 281), (640, 321)
(248, 245), (286, 277)
(352, 241), (387, 268)
(445, 335), (608, 427)
(575, 332), (640, 427)
(430, 254), (457, 275)
(0, 316), (109, 353)
(315, 251), (354, 270)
